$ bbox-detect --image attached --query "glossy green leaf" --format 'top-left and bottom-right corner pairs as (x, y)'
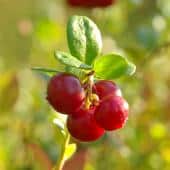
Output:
(32, 67), (59, 74)
(51, 116), (67, 138)
(94, 54), (136, 79)
(67, 15), (102, 65)
(53, 118), (65, 130)
(65, 66), (87, 80)
(54, 51), (92, 70)
(64, 144), (77, 160)
(32, 67), (59, 80)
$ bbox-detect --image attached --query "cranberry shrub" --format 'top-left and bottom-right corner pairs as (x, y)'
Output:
(33, 15), (135, 170)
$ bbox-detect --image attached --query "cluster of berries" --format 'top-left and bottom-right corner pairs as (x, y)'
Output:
(67, 0), (115, 7)
(47, 73), (129, 142)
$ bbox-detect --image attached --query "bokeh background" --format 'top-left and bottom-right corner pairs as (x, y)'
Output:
(0, 0), (170, 169)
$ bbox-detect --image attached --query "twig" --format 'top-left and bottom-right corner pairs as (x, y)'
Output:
(53, 133), (70, 170)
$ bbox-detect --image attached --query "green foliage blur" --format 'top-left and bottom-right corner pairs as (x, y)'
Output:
(0, 0), (170, 169)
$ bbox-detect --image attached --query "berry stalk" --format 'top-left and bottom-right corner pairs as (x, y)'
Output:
(53, 131), (70, 170)
(83, 71), (96, 109)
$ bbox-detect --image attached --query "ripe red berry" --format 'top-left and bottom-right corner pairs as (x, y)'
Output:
(94, 0), (114, 7)
(93, 80), (122, 99)
(94, 96), (129, 131)
(67, 0), (115, 7)
(47, 73), (85, 114)
(67, 107), (105, 142)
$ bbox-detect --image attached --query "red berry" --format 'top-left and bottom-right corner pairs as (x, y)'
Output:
(67, 0), (115, 7)
(47, 73), (85, 114)
(67, 107), (105, 142)
(94, 96), (129, 131)
(93, 80), (122, 99)
(94, 0), (114, 6)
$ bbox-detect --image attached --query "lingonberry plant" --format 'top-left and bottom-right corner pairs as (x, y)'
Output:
(67, 0), (116, 7)
(33, 15), (136, 170)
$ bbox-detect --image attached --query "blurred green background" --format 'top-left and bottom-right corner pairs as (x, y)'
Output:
(0, 0), (170, 169)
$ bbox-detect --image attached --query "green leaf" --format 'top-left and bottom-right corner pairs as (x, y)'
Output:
(65, 66), (87, 80)
(94, 54), (136, 79)
(54, 51), (92, 70)
(32, 67), (59, 75)
(51, 116), (67, 138)
(32, 67), (59, 80)
(53, 118), (65, 130)
(67, 15), (102, 65)
(64, 144), (77, 160)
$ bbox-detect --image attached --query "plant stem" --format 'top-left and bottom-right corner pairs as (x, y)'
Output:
(84, 71), (95, 109)
(53, 132), (70, 170)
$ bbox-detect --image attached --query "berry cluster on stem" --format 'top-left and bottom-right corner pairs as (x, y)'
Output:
(47, 72), (129, 142)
